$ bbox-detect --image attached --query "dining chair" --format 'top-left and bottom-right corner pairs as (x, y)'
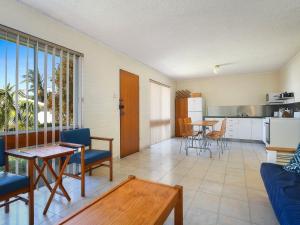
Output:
(206, 118), (227, 157)
(60, 128), (113, 197)
(0, 137), (35, 225)
(178, 118), (189, 154)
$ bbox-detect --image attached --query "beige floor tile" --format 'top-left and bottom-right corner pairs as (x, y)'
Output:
(191, 192), (221, 213)
(249, 203), (279, 225)
(224, 175), (246, 187)
(179, 177), (202, 190)
(185, 209), (218, 225)
(200, 180), (224, 195)
(247, 188), (270, 207)
(217, 215), (252, 225)
(222, 184), (248, 201)
(219, 197), (250, 221)
(204, 172), (226, 183)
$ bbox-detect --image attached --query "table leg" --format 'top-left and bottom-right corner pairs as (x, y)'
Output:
(174, 185), (183, 225)
(43, 155), (71, 215)
(45, 160), (71, 201)
(34, 161), (53, 192)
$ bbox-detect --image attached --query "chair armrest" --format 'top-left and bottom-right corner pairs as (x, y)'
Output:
(90, 136), (114, 142)
(266, 146), (296, 153)
(90, 136), (113, 152)
(59, 142), (84, 149)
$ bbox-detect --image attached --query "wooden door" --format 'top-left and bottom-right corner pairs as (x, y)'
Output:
(120, 70), (139, 158)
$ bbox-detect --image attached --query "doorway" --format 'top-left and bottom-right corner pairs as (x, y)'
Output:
(119, 69), (139, 158)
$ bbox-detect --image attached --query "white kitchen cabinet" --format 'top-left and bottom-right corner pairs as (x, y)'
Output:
(205, 117), (264, 141)
(237, 118), (252, 139)
(226, 118), (239, 139)
(251, 119), (263, 141)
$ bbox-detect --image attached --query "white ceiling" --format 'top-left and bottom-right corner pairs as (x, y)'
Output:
(19, 0), (300, 79)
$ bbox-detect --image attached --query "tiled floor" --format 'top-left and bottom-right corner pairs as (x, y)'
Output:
(1, 138), (279, 225)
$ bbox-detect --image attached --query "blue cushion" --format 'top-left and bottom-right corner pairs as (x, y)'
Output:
(283, 143), (300, 174)
(69, 150), (111, 165)
(0, 172), (29, 196)
(60, 128), (91, 147)
(0, 137), (5, 167)
(261, 162), (300, 225)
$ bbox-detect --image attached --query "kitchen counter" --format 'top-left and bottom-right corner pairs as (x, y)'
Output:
(204, 116), (265, 118)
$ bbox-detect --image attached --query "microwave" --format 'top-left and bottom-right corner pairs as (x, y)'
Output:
(266, 93), (284, 104)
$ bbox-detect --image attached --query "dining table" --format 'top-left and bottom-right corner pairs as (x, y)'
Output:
(184, 120), (219, 157)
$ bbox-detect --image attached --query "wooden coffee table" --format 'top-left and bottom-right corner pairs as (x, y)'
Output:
(59, 175), (183, 225)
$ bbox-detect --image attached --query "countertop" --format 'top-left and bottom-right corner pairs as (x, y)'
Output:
(204, 116), (265, 118)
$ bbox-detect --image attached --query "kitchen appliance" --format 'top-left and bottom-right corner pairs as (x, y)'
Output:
(266, 93), (284, 104)
(266, 92), (295, 104)
(188, 97), (204, 131)
(263, 117), (270, 145)
(294, 112), (300, 118)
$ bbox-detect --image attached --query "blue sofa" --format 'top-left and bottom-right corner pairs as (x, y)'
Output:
(260, 162), (300, 225)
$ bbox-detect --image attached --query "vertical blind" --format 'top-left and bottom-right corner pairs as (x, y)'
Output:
(0, 24), (83, 176)
(0, 25), (83, 141)
(150, 80), (171, 145)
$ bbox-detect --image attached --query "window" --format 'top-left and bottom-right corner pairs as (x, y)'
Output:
(0, 25), (83, 175)
(150, 80), (171, 144)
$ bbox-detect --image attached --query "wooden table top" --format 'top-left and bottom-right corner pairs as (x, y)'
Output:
(6, 145), (74, 159)
(59, 176), (182, 225)
(266, 146), (296, 153)
(186, 120), (218, 126)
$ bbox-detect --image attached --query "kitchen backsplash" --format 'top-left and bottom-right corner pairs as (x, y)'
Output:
(207, 102), (300, 117)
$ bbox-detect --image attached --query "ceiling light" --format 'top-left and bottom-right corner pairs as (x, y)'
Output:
(213, 65), (220, 74)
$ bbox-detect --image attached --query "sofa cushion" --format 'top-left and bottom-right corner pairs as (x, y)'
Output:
(69, 150), (111, 165)
(0, 172), (29, 196)
(60, 128), (91, 147)
(283, 143), (300, 174)
(261, 162), (300, 225)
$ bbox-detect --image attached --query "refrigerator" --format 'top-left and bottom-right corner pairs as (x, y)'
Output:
(188, 97), (204, 131)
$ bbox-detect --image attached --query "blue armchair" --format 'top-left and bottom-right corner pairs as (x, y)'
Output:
(60, 128), (113, 197)
(0, 137), (35, 225)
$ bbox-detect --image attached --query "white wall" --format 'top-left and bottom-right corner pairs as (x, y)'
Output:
(0, 0), (176, 157)
(280, 51), (300, 102)
(176, 72), (280, 106)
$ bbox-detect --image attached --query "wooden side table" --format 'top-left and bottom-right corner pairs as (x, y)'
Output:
(7, 145), (74, 214)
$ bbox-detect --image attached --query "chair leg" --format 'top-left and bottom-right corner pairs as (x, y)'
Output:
(81, 163), (85, 197)
(89, 168), (92, 176)
(4, 199), (9, 213)
(109, 158), (113, 181)
(179, 137), (183, 153)
(28, 189), (34, 225)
